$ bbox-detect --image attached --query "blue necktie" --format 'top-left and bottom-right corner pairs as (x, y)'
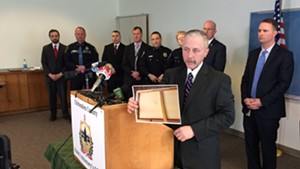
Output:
(251, 50), (268, 98)
(78, 45), (83, 65)
(185, 73), (193, 102)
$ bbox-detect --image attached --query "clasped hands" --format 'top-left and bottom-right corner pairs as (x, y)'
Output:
(148, 74), (163, 83)
(48, 72), (63, 81)
(127, 97), (194, 142)
(75, 65), (85, 74)
(244, 98), (262, 110)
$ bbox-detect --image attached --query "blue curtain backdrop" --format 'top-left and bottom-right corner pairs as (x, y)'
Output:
(249, 9), (300, 97)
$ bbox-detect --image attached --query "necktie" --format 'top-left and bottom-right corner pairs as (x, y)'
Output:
(251, 50), (268, 98)
(135, 43), (140, 56)
(54, 45), (58, 59)
(134, 43), (140, 70)
(184, 72), (194, 102)
(78, 45), (83, 65)
(114, 44), (117, 55)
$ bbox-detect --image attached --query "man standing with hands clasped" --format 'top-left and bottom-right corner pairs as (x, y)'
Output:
(241, 18), (294, 169)
(127, 29), (235, 169)
(41, 29), (69, 121)
(65, 26), (99, 90)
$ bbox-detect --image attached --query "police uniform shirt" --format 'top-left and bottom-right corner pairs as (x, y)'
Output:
(165, 47), (185, 70)
(139, 45), (171, 77)
(65, 41), (99, 71)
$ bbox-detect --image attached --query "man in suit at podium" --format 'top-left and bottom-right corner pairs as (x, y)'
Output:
(127, 29), (235, 169)
(202, 20), (226, 72)
(41, 29), (69, 121)
(241, 18), (294, 169)
(102, 30), (126, 93)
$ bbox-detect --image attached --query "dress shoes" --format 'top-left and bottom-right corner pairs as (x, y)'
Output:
(63, 116), (71, 122)
(49, 117), (57, 121)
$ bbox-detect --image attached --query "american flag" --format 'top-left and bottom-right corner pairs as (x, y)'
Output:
(273, 0), (286, 48)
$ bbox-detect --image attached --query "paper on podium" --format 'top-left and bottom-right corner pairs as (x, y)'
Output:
(132, 85), (181, 124)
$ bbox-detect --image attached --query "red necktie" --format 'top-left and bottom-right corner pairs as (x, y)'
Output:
(54, 45), (58, 59)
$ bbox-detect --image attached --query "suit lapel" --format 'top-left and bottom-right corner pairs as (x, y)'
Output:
(209, 39), (216, 48)
(177, 68), (187, 110)
(261, 45), (278, 75)
(137, 42), (146, 57)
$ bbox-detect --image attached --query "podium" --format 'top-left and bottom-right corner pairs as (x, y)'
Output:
(71, 91), (174, 169)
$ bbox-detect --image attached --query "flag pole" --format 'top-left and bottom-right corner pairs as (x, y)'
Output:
(276, 0), (284, 157)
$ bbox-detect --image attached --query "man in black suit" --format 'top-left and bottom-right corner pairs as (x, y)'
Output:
(65, 26), (99, 90)
(102, 30), (126, 93)
(122, 26), (150, 99)
(241, 18), (294, 169)
(41, 29), (69, 121)
(203, 20), (226, 72)
(128, 29), (235, 169)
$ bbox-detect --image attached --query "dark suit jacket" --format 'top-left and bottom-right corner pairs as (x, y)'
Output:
(241, 44), (294, 119)
(122, 41), (150, 84)
(204, 38), (226, 72)
(102, 43), (126, 92)
(163, 64), (235, 169)
(41, 43), (67, 82)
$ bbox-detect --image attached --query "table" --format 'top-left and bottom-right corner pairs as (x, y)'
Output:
(44, 137), (84, 169)
(0, 81), (5, 88)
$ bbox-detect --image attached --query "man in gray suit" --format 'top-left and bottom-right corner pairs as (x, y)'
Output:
(41, 29), (69, 121)
(127, 29), (235, 169)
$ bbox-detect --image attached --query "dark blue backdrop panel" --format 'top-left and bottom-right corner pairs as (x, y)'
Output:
(249, 10), (300, 96)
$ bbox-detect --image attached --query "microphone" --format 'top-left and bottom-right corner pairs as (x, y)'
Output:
(107, 87), (125, 101)
(91, 61), (108, 73)
(63, 62), (108, 80)
(90, 63), (113, 92)
(113, 87), (124, 100)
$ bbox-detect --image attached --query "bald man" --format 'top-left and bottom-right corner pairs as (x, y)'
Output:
(202, 20), (227, 72)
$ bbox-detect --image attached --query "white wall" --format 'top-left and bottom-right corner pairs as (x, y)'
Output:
(0, 0), (118, 69)
(119, 0), (300, 151)
(1, 0), (300, 152)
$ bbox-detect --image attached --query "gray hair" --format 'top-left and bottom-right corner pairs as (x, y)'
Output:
(185, 29), (209, 48)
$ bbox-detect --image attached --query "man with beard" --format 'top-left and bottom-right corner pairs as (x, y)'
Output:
(41, 29), (69, 121)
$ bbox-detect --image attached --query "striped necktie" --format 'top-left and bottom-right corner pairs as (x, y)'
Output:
(184, 72), (193, 102)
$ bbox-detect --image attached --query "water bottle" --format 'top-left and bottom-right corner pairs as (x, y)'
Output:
(23, 59), (28, 70)
(85, 73), (89, 90)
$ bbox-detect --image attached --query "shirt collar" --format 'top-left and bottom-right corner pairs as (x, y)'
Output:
(52, 43), (59, 48)
(261, 43), (275, 54)
(187, 62), (203, 82)
(208, 38), (214, 45)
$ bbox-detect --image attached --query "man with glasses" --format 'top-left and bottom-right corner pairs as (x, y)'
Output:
(202, 20), (227, 72)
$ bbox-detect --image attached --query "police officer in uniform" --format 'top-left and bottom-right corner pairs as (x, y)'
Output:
(139, 31), (171, 84)
(65, 26), (99, 90)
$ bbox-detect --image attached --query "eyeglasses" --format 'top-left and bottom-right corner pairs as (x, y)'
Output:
(203, 28), (215, 31)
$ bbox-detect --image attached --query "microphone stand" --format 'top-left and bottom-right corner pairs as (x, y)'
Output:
(89, 85), (105, 113)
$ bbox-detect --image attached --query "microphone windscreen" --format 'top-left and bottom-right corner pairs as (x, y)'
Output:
(113, 87), (124, 100)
